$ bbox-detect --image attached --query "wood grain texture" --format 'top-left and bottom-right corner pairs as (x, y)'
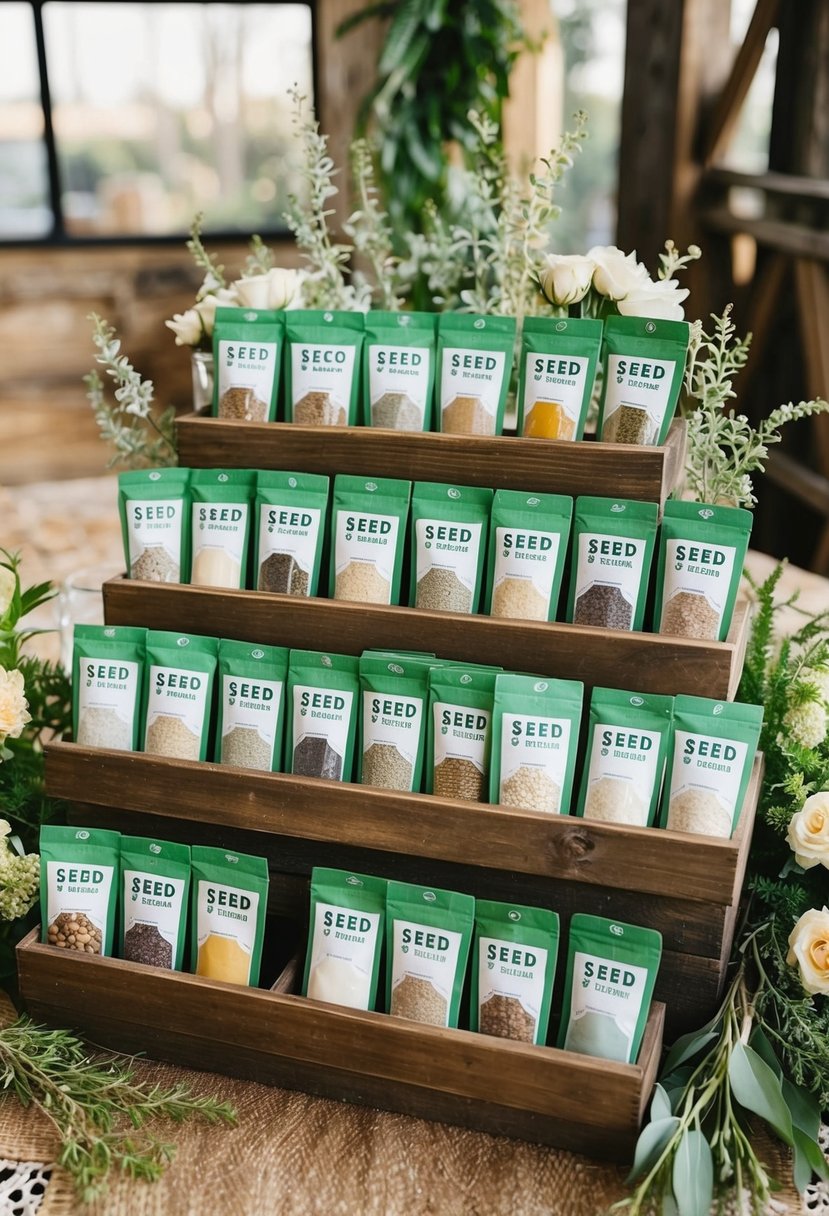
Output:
(174, 414), (687, 506)
(102, 577), (749, 702)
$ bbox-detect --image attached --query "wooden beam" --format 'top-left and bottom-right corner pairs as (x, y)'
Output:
(706, 167), (829, 203)
(701, 208), (829, 261)
(736, 252), (788, 398)
(765, 450), (829, 518)
(702, 0), (780, 167)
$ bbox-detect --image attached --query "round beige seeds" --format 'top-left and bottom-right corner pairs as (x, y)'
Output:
(47, 911), (101, 954)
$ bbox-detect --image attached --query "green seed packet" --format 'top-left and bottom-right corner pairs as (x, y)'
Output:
(40, 825), (121, 958)
(253, 471), (330, 598)
(483, 489), (573, 622)
(363, 310), (437, 430)
(286, 650), (360, 782)
(215, 640), (289, 773)
(576, 688), (674, 827)
(212, 307), (284, 422)
(118, 468), (190, 583)
(188, 468), (256, 589)
(409, 482), (493, 614)
(285, 309), (365, 426)
(329, 475), (412, 606)
(72, 624), (146, 752)
(436, 313), (517, 435)
(489, 674), (584, 816)
(558, 914), (662, 1064)
(653, 500), (753, 642)
(426, 665), (499, 802)
(661, 695), (763, 838)
(517, 316), (602, 441)
(385, 880), (475, 1029)
(141, 631), (219, 762)
(358, 654), (433, 793)
(598, 315), (690, 446)
(566, 496), (659, 632)
(470, 900), (560, 1045)
(302, 867), (388, 1011)
(119, 835), (191, 971)
(190, 845), (269, 987)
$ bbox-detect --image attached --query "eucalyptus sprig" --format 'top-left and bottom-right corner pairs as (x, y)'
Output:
(344, 138), (404, 310)
(0, 1016), (236, 1201)
(242, 233), (276, 277)
(186, 211), (227, 298)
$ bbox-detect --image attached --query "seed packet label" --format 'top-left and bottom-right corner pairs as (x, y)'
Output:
(221, 674), (283, 756)
(415, 518), (483, 593)
(575, 532), (648, 607)
(478, 935), (549, 1031)
(126, 499), (183, 573)
(258, 503), (322, 572)
(334, 511), (400, 589)
(45, 860), (114, 935)
(368, 346), (430, 420)
(667, 730), (749, 832)
(77, 658), (140, 732)
(362, 690), (424, 768)
(584, 726), (664, 810)
(391, 918), (463, 1019)
(196, 879), (259, 967)
(492, 527), (559, 605)
(523, 353), (590, 425)
(498, 714), (572, 792)
(603, 355), (678, 434)
(144, 664), (211, 742)
(564, 951), (649, 1059)
(217, 339), (278, 400)
(292, 684), (354, 755)
(192, 502), (249, 564)
(123, 869), (186, 947)
(658, 540), (737, 627)
(440, 347), (507, 424)
(308, 900), (382, 1008)
(291, 344), (357, 409)
(433, 700), (490, 774)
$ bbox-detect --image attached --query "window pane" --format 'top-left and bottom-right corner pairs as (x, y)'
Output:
(42, 2), (313, 236)
(0, 4), (51, 238)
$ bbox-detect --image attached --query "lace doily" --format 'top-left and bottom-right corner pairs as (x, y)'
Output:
(802, 1123), (829, 1214)
(0, 1161), (50, 1216)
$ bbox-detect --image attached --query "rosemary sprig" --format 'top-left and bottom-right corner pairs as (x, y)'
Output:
(187, 211), (227, 296)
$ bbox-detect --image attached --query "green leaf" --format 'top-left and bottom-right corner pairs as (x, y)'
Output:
(378, 0), (426, 73)
(651, 1083), (672, 1122)
(749, 1026), (782, 1078)
(336, 0), (396, 38)
(728, 1041), (794, 1146)
(625, 1116), (680, 1184)
(792, 1126), (829, 1192)
(661, 1023), (720, 1078)
(782, 1076), (821, 1138)
(671, 1130), (713, 1216)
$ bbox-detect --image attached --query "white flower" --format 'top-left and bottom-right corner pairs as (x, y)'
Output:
(0, 820), (10, 838)
(0, 567), (16, 618)
(787, 793), (829, 870)
(538, 253), (595, 307)
(194, 288), (239, 338)
(808, 667), (829, 705)
(787, 907), (829, 995)
(587, 245), (649, 301)
(617, 277), (689, 321)
(0, 667), (30, 751)
(165, 309), (203, 347)
(233, 267), (300, 312)
(782, 699), (827, 750)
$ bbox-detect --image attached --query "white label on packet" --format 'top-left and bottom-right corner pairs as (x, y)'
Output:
(583, 724), (664, 824)
(667, 730), (748, 836)
(362, 690), (424, 773)
(440, 346), (506, 425)
(368, 345), (431, 423)
(478, 935), (549, 1045)
(307, 900), (381, 1010)
(292, 684), (354, 767)
(221, 674), (283, 764)
(291, 344), (357, 410)
(499, 713), (572, 808)
(126, 498), (183, 576)
(217, 339), (278, 403)
(575, 532), (648, 610)
(564, 951), (649, 1059)
(46, 860), (115, 938)
(196, 880), (259, 981)
(415, 518), (483, 594)
(522, 352), (589, 426)
(492, 527), (559, 607)
(258, 503), (322, 576)
(433, 700), (491, 775)
(122, 869), (186, 959)
(144, 664), (210, 742)
(77, 657), (140, 737)
(603, 354), (677, 434)
(191, 502), (249, 581)
(391, 917), (463, 1025)
(334, 511), (400, 593)
(659, 539), (737, 630)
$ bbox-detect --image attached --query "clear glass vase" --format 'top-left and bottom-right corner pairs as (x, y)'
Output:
(57, 564), (123, 675)
(191, 349), (214, 413)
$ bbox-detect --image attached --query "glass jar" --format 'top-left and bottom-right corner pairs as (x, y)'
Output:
(57, 564), (122, 675)
(191, 349), (214, 413)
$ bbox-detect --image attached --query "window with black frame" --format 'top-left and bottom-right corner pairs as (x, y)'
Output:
(0, 1), (314, 242)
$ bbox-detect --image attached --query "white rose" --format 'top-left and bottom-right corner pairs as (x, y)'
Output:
(587, 245), (650, 301)
(617, 277), (689, 321)
(787, 907), (829, 995)
(0, 566), (15, 618)
(538, 253), (595, 307)
(194, 288), (238, 338)
(0, 666), (30, 749)
(234, 267), (300, 311)
(787, 792), (829, 870)
(165, 309), (203, 347)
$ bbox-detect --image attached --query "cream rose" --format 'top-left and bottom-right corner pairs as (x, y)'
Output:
(587, 245), (649, 301)
(0, 667), (30, 747)
(787, 793), (829, 870)
(787, 907), (829, 995)
(165, 308), (203, 347)
(194, 288), (239, 337)
(0, 566), (15, 618)
(539, 253), (595, 307)
(616, 277), (689, 321)
(234, 267), (300, 311)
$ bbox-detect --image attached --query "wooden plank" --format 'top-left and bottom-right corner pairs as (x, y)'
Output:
(765, 450), (829, 517)
(701, 208), (829, 262)
(102, 577), (749, 703)
(175, 414), (687, 507)
(705, 166), (829, 203)
(702, 0), (780, 167)
(48, 744), (759, 910)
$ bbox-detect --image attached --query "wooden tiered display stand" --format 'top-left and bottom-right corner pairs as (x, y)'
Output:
(18, 415), (761, 1162)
